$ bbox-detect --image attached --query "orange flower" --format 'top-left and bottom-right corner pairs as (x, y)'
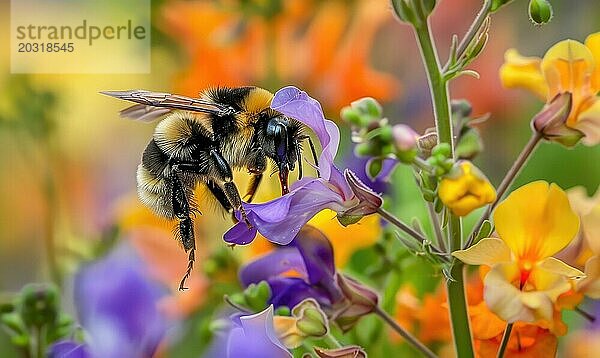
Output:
(160, 0), (399, 110)
(115, 194), (209, 318)
(476, 325), (558, 358)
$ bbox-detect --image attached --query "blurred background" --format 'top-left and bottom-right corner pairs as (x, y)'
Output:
(1, 0), (599, 356)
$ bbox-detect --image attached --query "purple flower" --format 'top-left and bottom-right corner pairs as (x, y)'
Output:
(48, 245), (167, 358)
(239, 226), (340, 309)
(48, 341), (90, 358)
(224, 86), (381, 246)
(205, 306), (291, 358)
(239, 226), (378, 332)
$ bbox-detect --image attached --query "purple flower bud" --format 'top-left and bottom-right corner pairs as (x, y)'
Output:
(332, 274), (379, 332)
(392, 124), (419, 152)
(532, 92), (584, 146)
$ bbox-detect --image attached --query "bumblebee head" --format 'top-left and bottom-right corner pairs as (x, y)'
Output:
(264, 115), (301, 195)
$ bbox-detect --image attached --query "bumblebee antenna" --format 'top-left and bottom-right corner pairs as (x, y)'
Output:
(297, 141), (303, 180)
(306, 136), (320, 177)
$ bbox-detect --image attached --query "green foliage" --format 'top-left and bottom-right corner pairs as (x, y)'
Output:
(0, 284), (76, 356)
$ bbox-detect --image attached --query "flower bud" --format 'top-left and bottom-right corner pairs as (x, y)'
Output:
(273, 299), (328, 349)
(244, 281), (272, 311)
(391, 0), (437, 28)
(451, 99), (473, 118)
(314, 345), (367, 358)
(532, 92), (583, 146)
(438, 161), (496, 216)
(529, 0), (553, 25)
(19, 283), (59, 328)
(340, 107), (365, 127)
(338, 169), (383, 226)
(351, 97), (383, 119)
(417, 131), (438, 156)
(332, 274), (379, 332)
(455, 128), (484, 159)
(391, 124), (418, 163)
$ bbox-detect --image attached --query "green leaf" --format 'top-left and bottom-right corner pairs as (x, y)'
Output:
(491, 0), (515, 12)
(475, 220), (493, 243)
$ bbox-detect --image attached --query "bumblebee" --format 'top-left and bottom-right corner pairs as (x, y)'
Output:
(101, 87), (317, 290)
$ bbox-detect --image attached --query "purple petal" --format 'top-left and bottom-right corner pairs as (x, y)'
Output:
(292, 226), (335, 286)
(227, 306), (292, 358)
(292, 226), (342, 303)
(224, 213), (259, 245)
(48, 340), (91, 358)
(74, 245), (167, 358)
(267, 277), (332, 309)
(239, 247), (307, 287)
(236, 179), (346, 245)
(271, 86), (340, 180)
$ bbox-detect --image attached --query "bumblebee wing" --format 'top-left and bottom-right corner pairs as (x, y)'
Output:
(101, 90), (236, 119)
(119, 104), (173, 122)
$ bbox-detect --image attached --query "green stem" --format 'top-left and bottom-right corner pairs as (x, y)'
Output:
(496, 323), (514, 358)
(414, 19), (474, 358)
(427, 202), (446, 253)
(376, 207), (448, 259)
(374, 306), (437, 358)
(414, 24), (453, 154)
(323, 333), (342, 348)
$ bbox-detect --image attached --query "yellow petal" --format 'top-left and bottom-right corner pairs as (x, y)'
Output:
(537, 257), (585, 279)
(583, 204), (600, 254)
(273, 316), (304, 349)
(541, 39), (595, 102)
(576, 97), (600, 146)
(585, 32), (600, 92)
(578, 255), (600, 298)
(484, 263), (555, 323)
(308, 209), (380, 267)
(438, 162), (496, 217)
(452, 238), (511, 266)
(494, 181), (580, 263)
(499, 49), (548, 100)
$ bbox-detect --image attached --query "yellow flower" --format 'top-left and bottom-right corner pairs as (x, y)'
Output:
(500, 32), (600, 145)
(453, 181), (582, 323)
(438, 161), (496, 216)
(564, 186), (600, 298)
(308, 209), (381, 267)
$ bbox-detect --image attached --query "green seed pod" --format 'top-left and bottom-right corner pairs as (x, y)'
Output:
(529, 0), (553, 25)
(354, 142), (377, 157)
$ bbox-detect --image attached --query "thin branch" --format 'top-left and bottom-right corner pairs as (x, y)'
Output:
(376, 207), (448, 260)
(496, 323), (514, 358)
(374, 306), (437, 358)
(465, 132), (542, 249)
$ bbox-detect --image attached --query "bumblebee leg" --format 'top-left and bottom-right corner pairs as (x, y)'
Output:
(244, 154), (266, 203)
(244, 173), (263, 203)
(169, 170), (196, 291)
(206, 180), (233, 213)
(209, 149), (250, 226)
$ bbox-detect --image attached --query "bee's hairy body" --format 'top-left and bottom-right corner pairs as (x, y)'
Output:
(103, 86), (305, 290)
